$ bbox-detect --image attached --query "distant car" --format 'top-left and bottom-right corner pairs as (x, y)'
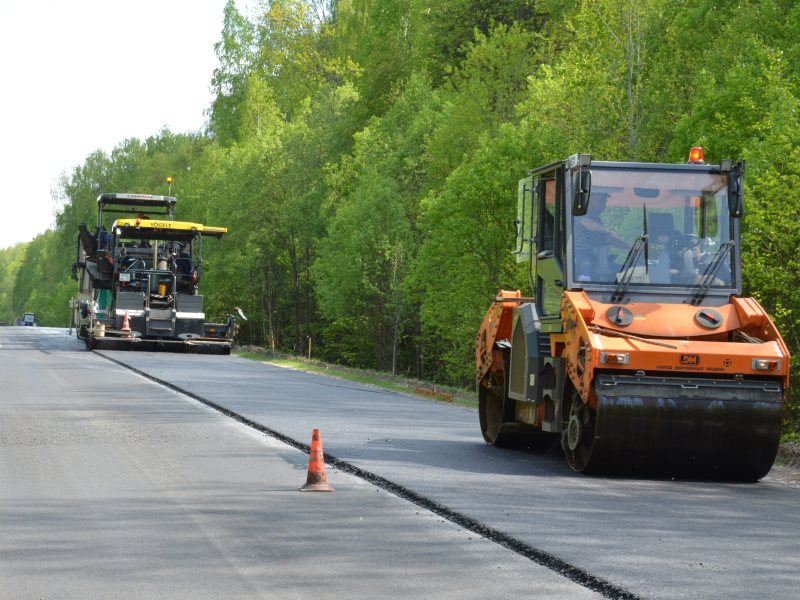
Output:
(20, 313), (37, 327)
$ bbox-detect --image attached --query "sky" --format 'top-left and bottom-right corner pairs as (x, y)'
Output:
(0, 0), (243, 249)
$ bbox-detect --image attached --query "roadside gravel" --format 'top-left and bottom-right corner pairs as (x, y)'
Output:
(766, 442), (800, 488)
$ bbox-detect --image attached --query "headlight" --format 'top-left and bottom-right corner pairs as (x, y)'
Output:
(601, 352), (629, 365)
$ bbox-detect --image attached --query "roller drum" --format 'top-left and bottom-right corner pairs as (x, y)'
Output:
(583, 374), (782, 480)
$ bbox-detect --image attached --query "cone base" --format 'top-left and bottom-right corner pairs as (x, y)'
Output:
(299, 482), (334, 492)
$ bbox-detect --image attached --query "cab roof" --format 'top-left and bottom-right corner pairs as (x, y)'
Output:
(97, 193), (176, 208)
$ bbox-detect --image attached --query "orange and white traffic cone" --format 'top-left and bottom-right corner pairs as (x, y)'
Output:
(299, 429), (334, 492)
(120, 312), (132, 338)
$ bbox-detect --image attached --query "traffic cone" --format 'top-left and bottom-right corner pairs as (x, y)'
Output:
(299, 429), (334, 492)
(120, 312), (132, 338)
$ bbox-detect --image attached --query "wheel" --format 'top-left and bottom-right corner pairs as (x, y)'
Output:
(562, 392), (598, 472)
(479, 384), (509, 445)
(479, 346), (514, 446)
(478, 340), (560, 450)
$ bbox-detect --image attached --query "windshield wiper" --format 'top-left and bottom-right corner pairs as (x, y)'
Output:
(691, 240), (734, 305)
(611, 233), (648, 303)
(610, 206), (649, 303)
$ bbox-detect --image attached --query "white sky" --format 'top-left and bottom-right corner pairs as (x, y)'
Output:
(0, 0), (240, 249)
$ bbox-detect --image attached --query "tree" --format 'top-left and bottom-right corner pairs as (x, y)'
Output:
(314, 172), (413, 372)
(209, 0), (257, 144)
(330, 0), (414, 116)
(314, 73), (439, 371)
(412, 125), (529, 383)
(517, 0), (669, 161)
(0, 243), (27, 323)
(425, 22), (541, 186)
(409, 0), (553, 85)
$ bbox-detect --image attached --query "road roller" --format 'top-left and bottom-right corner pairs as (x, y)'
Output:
(476, 149), (790, 480)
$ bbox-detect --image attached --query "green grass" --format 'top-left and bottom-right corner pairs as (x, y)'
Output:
(781, 430), (800, 444)
(234, 349), (478, 409)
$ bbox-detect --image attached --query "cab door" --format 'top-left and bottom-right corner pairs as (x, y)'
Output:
(531, 165), (565, 322)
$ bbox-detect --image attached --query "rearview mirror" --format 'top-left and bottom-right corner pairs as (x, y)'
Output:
(728, 164), (744, 218)
(572, 169), (591, 216)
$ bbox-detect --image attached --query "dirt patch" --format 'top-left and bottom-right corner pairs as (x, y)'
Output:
(766, 442), (800, 488)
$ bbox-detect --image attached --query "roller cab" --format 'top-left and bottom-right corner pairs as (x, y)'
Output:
(476, 152), (789, 480)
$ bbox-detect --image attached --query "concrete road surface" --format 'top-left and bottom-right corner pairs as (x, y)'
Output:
(0, 327), (599, 599)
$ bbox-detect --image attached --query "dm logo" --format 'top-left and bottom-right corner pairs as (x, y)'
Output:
(680, 354), (700, 366)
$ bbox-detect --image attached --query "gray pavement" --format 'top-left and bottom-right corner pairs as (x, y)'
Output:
(96, 338), (800, 600)
(0, 327), (598, 599)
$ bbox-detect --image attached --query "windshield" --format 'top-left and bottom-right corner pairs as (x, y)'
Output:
(572, 167), (735, 289)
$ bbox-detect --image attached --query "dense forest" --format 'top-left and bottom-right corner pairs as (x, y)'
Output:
(1, 0), (799, 432)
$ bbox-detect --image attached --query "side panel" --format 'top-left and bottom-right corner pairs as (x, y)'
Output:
(176, 294), (204, 314)
(176, 294), (206, 337)
(507, 302), (566, 432)
(117, 291), (145, 312)
(508, 303), (540, 402)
